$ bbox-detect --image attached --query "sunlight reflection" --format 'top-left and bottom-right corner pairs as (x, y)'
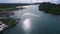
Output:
(23, 19), (31, 30)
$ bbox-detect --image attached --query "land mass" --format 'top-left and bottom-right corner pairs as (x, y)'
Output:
(0, 3), (23, 33)
(0, 3), (32, 11)
(39, 2), (60, 15)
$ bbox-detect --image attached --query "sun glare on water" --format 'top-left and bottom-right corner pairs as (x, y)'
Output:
(23, 19), (31, 30)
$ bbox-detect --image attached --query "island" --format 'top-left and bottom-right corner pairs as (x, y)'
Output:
(39, 2), (60, 15)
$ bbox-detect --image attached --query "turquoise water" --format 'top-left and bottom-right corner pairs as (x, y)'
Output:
(3, 5), (60, 34)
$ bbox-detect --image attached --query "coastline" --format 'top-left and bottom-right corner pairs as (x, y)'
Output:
(0, 9), (20, 34)
(0, 5), (23, 34)
(39, 2), (60, 15)
(0, 19), (20, 34)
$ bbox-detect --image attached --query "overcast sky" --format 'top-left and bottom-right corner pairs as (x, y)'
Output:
(0, 0), (59, 3)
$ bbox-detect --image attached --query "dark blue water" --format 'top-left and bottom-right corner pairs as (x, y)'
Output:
(3, 5), (60, 34)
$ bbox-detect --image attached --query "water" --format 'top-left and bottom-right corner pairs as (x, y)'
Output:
(3, 5), (60, 34)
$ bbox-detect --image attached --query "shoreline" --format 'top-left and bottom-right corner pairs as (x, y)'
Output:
(39, 2), (60, 15)
(0, 19), (20, 34)
(0, 11), (21, 34)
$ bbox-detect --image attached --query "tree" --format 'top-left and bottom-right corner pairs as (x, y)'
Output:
(39, 2), (60, 15)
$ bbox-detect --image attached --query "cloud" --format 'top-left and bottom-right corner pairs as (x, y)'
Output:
(0, 0), (59, 3)
(56, 0), (60, 4)
(0, 0), (31, 3)
(32, 0), (58, 3)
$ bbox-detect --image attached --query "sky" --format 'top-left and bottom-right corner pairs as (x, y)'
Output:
(0, 0), (59, 3)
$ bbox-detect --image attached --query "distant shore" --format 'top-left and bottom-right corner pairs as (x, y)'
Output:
(39, 2), (60, 15)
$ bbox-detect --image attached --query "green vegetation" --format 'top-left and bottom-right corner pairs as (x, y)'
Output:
(0, 8), (17, 11)
(0, 5), (16, 8)
(1, 18), (17, 27)
(0, 5), (18, 27)
(39, 2), (60, 15)
(0, 4), (19, 32)
(0, 5), (17, 11)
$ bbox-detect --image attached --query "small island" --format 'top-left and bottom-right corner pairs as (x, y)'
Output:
(39, 2), (60, 15)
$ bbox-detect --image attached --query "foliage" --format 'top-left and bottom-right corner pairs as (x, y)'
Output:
(39, 2), (60, 15)
(0, 5), (17, 11)
(1, 18), (17, 27)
